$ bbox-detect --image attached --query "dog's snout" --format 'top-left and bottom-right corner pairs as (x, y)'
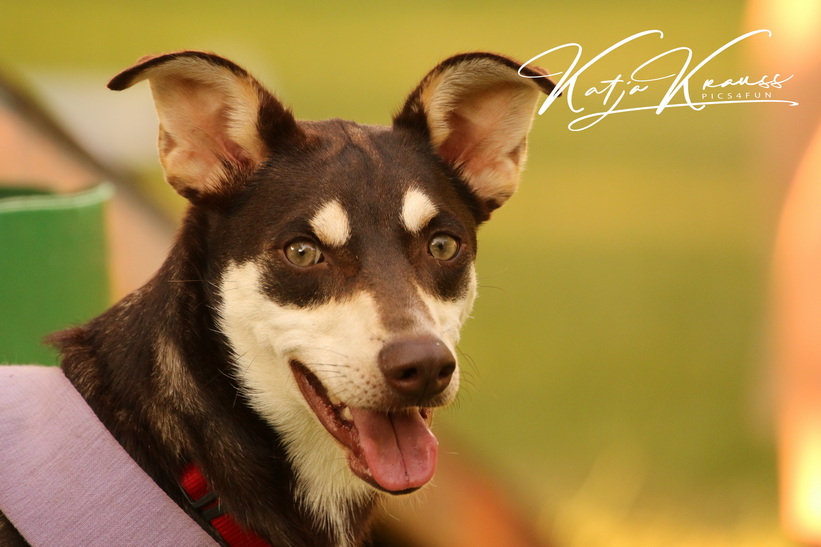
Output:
(379, 336), (456, 402)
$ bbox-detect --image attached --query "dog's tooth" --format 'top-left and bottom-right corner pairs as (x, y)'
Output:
(341, 406), (353, 423)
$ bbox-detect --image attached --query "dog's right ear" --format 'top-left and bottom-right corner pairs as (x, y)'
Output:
(108, 51), (299, 203)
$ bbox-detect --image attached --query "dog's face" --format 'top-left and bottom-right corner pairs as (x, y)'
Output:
(109, 51), (553, 519)
(213, 123), (480, 498)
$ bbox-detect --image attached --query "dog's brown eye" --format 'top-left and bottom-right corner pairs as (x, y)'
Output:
(285, 239), (323, 267)
(428, 234), (459, 261)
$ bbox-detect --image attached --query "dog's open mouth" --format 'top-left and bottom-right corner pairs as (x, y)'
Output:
(290, 361), (437, 494)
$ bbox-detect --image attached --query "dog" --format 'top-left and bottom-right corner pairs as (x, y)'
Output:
(0, 51), (554, 546)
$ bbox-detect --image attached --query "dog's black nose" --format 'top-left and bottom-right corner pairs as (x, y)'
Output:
(379, 336), (456, 403)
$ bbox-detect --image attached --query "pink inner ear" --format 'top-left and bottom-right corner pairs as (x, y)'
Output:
(429, 82), (537, 207)
(437, 110), (477, 165)
(170, 81), (235, 158)
(434, 84), (526, 168)
(153, 76), (259, 194)
(436, 101), (513, 179)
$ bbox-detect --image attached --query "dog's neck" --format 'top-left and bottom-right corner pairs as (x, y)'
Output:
(54, 209), (376, 547)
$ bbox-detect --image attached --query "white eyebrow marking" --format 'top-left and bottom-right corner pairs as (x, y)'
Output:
(401, 188), (438, 233)
(309, 200), (351, 247)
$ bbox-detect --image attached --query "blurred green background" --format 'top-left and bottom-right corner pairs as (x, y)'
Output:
(1, 1), (792, 544)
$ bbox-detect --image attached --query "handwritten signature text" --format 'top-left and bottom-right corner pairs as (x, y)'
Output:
(519, 30), (797, 131)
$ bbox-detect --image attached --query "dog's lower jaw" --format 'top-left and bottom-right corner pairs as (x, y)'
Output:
(227, 352), (375, 546)
(285, 415), (376, 547)
(225, 348), (443, 546)
(291, 360), (439, 495)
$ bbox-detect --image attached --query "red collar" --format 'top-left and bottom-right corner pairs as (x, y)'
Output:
(180, 463), (271, 547)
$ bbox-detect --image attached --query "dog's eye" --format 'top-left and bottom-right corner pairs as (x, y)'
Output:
(428, 233), (460, 261)
(285, 239), (323, 267)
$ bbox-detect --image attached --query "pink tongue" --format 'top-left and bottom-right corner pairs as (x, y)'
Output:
(349, 408), (438, 492)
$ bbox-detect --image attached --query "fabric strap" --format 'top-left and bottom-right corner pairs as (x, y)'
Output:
(0, 365), (218, 546)
(180, 463), (271, 547)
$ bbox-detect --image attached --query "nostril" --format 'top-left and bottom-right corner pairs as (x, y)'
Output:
(438, 363), (455, 380)
(396, 367), (419, 382)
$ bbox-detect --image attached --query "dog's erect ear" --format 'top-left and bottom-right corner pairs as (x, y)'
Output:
(394, 53), (555, 217)
(109, 51), (299, 202)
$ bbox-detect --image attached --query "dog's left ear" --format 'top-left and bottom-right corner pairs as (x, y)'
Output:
(394, 53), (555, 218)
(109, 51), (300, 203)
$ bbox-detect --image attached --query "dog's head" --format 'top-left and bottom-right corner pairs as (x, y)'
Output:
(109, 52), (553, 503)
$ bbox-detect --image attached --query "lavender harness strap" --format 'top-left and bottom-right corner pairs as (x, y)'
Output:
(0, 366), (218, 546)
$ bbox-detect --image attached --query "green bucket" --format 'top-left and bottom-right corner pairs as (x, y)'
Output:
(0, 183), (112, 365)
